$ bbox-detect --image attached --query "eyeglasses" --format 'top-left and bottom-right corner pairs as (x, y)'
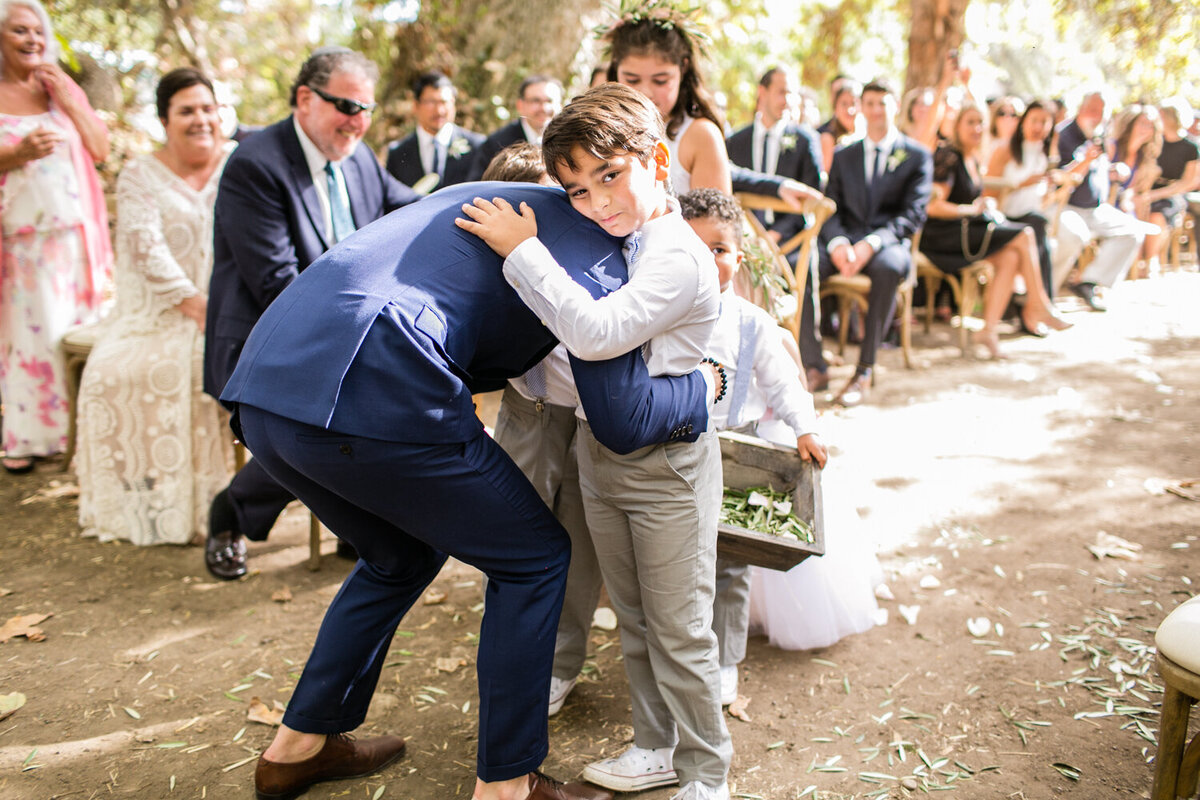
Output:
(307, 85), (376, 116)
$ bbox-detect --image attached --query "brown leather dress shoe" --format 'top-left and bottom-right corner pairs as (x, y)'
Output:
(834, 370), (872, 408)
(254, 733), (406, 800)
(528, 771), (614, 800)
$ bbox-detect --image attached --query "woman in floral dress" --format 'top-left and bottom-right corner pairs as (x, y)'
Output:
(0, 0), (111, 473)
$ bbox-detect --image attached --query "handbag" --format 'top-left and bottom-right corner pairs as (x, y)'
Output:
(960, 209), (999, 262)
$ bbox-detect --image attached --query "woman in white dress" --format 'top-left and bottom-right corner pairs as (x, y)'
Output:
(76, 67), (234, 545)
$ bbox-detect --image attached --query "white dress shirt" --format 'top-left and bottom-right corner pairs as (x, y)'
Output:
(520, 119), (543, 146)
(294, 117), (351, 243)
(416, 123), (455, 175)
(752, 114), (789, 175)
(503, 196), (718, 377)
(707, 289), (817, 437)
(828, 126), (900, 255)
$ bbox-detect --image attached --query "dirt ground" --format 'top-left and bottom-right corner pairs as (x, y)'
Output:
(1, 272), (1198, 800)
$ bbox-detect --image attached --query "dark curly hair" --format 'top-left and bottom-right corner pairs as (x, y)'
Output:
(678, 187), (743, 247)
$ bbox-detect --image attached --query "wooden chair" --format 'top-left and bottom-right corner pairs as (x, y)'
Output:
(1165, 213), (1195, 271)
(914, 250), (993, 355)
(819, 258), (915, 369)
(733, 192), (835, 341)
(1152, 595), (1200, 800)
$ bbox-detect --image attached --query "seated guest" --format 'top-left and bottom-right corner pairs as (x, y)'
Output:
(986, 95), (1024, 161)
(76, 67), (235, 545)
(386, 71), (482, 191)
(920, 100), (1070, 358)
(1142, 99), (1200, 269)
(1110, 104), (1162, 209)
(985, 99), (1064, 296)
(818, 78), (932, 405)
(819, 77), (861, 172)
(468, 74), (563, 180)
(1054, 91), (1144, 310)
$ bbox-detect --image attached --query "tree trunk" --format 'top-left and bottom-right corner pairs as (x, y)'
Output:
(905, 0), (970, 94)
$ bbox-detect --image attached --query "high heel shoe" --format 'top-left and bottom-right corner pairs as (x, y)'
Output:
(972, 329), (1007, 359)
(1041, 311), (1073, 332)
(1018, 314), (1049, 338)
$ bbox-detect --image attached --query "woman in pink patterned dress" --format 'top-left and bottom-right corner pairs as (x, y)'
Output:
(0, 0), (111, 473)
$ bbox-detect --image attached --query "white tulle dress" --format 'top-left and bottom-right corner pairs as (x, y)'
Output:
(747, 417), (883, 650)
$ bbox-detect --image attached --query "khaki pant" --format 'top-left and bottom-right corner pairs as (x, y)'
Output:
(576, 422), (731, 787)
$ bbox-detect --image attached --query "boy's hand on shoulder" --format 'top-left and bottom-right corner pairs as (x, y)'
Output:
(797, 433), (828, 468)
(455, 197), (538, 258)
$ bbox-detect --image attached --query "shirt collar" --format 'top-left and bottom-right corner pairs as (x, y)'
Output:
(865, 126), (898, 154)
(294, 116), (339, 174)
(520, 118), (542, 145)
(417, 123), (455, 148)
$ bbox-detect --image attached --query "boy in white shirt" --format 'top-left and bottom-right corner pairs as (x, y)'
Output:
(458, 84), (730, 800)
(678, 188), (828, 705)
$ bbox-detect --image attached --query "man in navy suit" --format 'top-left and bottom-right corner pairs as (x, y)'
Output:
(726, 65), (827, 389)
(223, 183), (710, 800)
(817, 78), (932, 406)
(386, 71), (484, 191)
(469, 75), (563, 180)
(202, 47), (419, 580)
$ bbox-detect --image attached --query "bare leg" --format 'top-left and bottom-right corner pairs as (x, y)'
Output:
(974, 246), (1018, 358)
(474, 773), (534, 800)
(1012, 229), (1071, 331)
(1144, 211), (1167, 269)
(262, 725), (327, 762)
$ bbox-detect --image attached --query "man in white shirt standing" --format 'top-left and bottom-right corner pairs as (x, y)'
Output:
(470, 74), (564, 180)
(818, 78), (932, 406)
(386, 71), (484, 191)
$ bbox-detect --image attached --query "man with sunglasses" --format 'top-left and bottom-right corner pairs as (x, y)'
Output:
(203, 46), (419, 580)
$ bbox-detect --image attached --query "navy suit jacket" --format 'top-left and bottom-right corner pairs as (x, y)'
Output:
(469, 120), (529, 181)
(386, 125), (485, 189)
(221, 183), (708, 454)
(727, 121), (824, 244)
(820, 134), (933, 252)
(204, 116), (419, 400)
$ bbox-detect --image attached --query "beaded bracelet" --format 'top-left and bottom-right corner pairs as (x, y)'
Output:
(702, 357), (728, 403)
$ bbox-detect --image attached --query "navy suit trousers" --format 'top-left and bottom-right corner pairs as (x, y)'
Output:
(819, 242), (910, 370)
(237, 405), (570, 781)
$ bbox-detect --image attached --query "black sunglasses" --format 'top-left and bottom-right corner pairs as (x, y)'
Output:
(307, 84), (376, 116)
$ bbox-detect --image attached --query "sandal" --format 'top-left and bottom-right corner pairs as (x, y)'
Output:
(3, 457), (34, 475)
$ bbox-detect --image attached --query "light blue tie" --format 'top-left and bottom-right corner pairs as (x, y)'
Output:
(324, 161), (355, 243)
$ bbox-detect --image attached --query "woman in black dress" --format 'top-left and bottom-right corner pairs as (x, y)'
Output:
(920, 100), (1070, 358)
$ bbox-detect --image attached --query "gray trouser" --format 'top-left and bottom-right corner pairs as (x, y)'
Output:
(576, 422), (731, 787)
(712, 558), (751, 667)
(492, 387), (600, 680)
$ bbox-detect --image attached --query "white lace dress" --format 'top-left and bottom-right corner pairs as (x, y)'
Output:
(76, 147), (235, 545)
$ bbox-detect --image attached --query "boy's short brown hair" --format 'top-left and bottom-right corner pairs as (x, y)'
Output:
(542, 83), (665, 184)
(481, 142), (547, 183)
(678, 188), (744, 248)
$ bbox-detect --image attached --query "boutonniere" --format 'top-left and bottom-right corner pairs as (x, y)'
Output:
(886, 148), (909, 172)
(448, 138), (472, 159)
(780, 134), (798, 154)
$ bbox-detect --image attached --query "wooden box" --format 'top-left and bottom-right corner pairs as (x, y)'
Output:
(717, 430), (825, 571)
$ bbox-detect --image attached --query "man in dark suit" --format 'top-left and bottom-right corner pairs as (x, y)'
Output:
(469, 75), (563, 180)
(202, 47), (419, 580)
(726, 65), (827, 389)
(385, 71), (484, 191)
(223, 183), (710, 800)
(818, 78), (932, 406)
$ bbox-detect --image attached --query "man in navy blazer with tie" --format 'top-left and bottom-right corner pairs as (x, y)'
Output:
(222, 182), (709, 800)
(386, 71), (484, 191)
(818, 78), (932, 406)
(203, 47), (419, 580)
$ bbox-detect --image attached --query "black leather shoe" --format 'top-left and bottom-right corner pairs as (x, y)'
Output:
(1069, 282), (1106, 312)
(206, 490), (246, 580)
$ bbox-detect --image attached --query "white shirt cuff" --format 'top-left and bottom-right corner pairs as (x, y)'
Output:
(827, 236), (850, 254)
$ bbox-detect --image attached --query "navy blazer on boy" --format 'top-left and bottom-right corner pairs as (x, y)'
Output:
(204, 116), (419, 400)
(221, 183), (709, 782)
(385, 124), (484, 189)
(726, 120), (824, 244)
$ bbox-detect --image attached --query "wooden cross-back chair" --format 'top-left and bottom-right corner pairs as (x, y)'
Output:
(733, 192), (836, 340)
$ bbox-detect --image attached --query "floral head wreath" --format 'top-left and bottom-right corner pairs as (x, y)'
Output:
(593, 0), (712, 58)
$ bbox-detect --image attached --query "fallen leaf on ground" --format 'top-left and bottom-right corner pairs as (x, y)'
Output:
(728, 695), (752, 722)
(966, 617), (991, 638)
(0, 613), (51, 643)
(436, 657), (465, 673)
(271, 587), (293, 603)
(919, 575), (941, 589)
(0, 587), (12, 597)
(0, 692), (26, 721)
(592, 607), (618, 631)
(18, 482), (79, 505)
(898, 604), (920, 625)
(873, 583), (894, 601)
(423, 588), (447, 605)
(1087, 532), (1143, 561)
(247, 697), (285, 726)
(1165, 479), (1200, 502)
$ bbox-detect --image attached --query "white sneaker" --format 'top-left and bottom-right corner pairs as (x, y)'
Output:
(719, 665), (738, 705)
(670, 781), (731, 800)
(548, 675), (577, 717)
(582, 745), (677, 791)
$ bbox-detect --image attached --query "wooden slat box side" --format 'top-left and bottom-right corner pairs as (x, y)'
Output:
(716, 431), (826, 571)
